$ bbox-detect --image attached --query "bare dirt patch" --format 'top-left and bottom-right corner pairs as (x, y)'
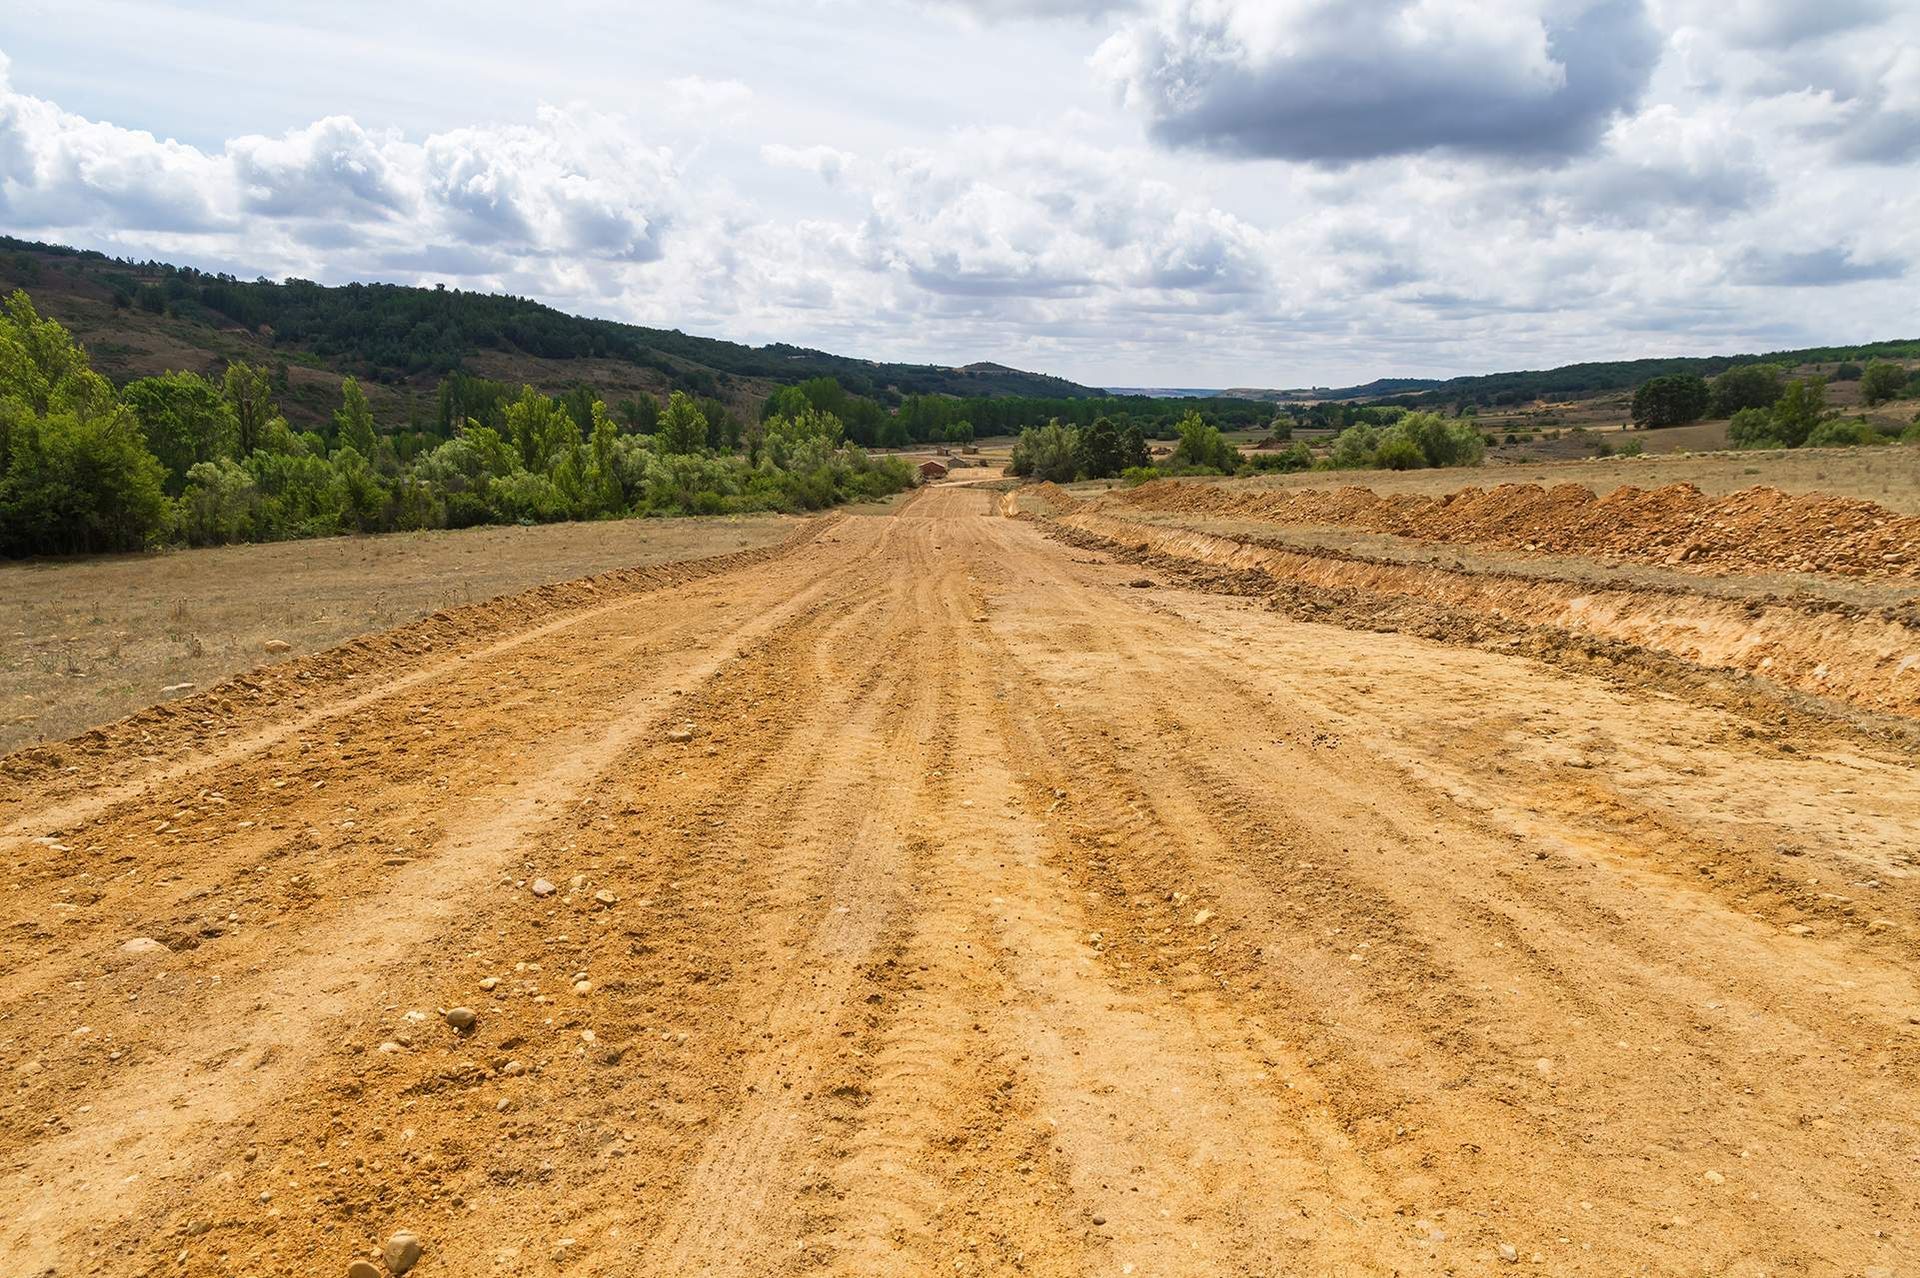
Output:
(4, 486), (1917, 1278)
(1113, 477), (1920, 580)
(0, 516), (795, 753)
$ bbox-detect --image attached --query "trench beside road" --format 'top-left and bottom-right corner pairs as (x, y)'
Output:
(2, 484), (1916, 1277)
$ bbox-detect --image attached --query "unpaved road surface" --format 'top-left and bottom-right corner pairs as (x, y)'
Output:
(3, 485), (1916, 1277)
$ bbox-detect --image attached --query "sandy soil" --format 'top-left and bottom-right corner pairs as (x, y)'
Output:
(0, 516), (795, 754)
(1080, 444), (1920, 512)
(2, 485), (1916, 1278)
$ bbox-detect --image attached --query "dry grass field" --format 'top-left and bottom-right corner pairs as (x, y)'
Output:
(0, 516), (795, 754)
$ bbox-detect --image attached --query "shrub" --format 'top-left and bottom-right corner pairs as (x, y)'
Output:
(1861, 361), (1909, 407)
(1804, 418), (1881, 448)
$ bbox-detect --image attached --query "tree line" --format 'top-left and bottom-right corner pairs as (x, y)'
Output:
(0, 291), (913, 557)
(1008, 407), (1485, 483)
(1630, 358), (1920, 448)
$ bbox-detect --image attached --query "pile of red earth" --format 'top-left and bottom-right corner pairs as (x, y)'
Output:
(1114, 480), (1920, 580)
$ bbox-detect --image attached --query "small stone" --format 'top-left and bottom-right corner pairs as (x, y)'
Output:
(1497, 1243), (1519, 1263)
(347, 1262), (383, 1278)
(444, 1007), (477, 1032)
(574, 980), (593, 996)
(593, 890), (617, 909)
(120, 937), (167, 955)
(383, 1230), (423, 1275)
(377, 1040), (406, 1054)
(1786, 923), (1814, 936)
(1703, 1169), (1725, 1185)
(502, 1060), (525, 1077)
(479, 976), (500, 991)
(496, 1097), (514, 1112)
(263, 639), (293, 654)
(570, 874), (587, 889)
(161, 682), (196, 695)
(553, 1237), (579, 1264)
(666, 724), (695, 743)
(531, 879), (557, 898)
(1126, 579), (1154, 589)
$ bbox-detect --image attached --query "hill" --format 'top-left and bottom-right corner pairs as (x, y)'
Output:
(1224, 341), (1920, 408)
(0, 238), (1098, 428)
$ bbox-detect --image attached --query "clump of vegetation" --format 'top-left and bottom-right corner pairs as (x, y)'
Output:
(1710, 363), (1786, 417)
(1860, 360), (1911, 407)
(1326, 411), (1485, 472)
(0, 290), (913, 557)
(1630, 373), (1710, 427)
(1728, 376), (1837, 449)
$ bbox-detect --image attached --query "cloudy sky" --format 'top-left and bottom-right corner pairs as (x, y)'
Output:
(1, 0), (1915, 388)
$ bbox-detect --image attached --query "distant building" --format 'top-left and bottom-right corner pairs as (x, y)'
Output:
(917, 460), (949, 481)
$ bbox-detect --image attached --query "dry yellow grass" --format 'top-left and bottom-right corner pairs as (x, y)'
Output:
(0, 515), (795, 752)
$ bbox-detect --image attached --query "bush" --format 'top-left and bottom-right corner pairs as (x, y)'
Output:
(1244, 443), (1314, 473)
(1728, 406), (1785, 449)
(1805, 418), (1881, 448)
(1861, 361), (1909, 407)
(1831, 362), (1863, 381)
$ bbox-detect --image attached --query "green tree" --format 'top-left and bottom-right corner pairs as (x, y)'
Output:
(180, 457), (258, 545)
(1861, 361), (1908, 407)
(221, 361), (280, 456)
(0, 292), (170, 555)
(616, 394), (659, 434)
(1075, 416), (1128, 479)
(1631, 374), (1711, 428)
(332, 377), (378, 459)
(1171, 411), (1238, 473)
(1009, 421), (1079, 482)
(1709, 363), (1784, 418)
(122, 370), (238, 495)
(1771, 376), (1828, 446)
(656, 390), (710, 456)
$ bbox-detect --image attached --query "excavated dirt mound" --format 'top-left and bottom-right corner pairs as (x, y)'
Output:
(1113, 480), (1920, 580)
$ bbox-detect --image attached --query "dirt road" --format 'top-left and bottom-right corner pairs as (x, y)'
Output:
(3, 485), (1916, 1277)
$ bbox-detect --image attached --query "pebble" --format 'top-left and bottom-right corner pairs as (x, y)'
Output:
(444, 1007), (477, 1032)
(479, 977), (500, 991)
(553, 1237), (579, 1264)
(502, 1060), (525, 1076)
(531, 879), (557, 899)
(574, 980), (593, 996)
(377, 1041), (406, 1054)
(120, 937), (166, 955)
(593, 890), (617, 909)
(263, 639), (292, 654)
(347, 1262), (383, 1278)
(383, 1230), (423, 1275)
(666, 724), (695, 743)
(1497, 1242), (1519, 1263)
(1703, 1169), (1725, 1185)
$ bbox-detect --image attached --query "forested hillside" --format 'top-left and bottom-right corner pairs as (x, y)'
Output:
(1248, 340), (1920, 408)
(0, 238), (1097, 428)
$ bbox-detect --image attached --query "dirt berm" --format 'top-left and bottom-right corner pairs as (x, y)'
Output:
(1117, 477), (1920, 580)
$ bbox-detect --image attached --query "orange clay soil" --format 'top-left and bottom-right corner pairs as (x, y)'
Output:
(2, 484), (1916, 1278)
(1114, 477), (1920, 579)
